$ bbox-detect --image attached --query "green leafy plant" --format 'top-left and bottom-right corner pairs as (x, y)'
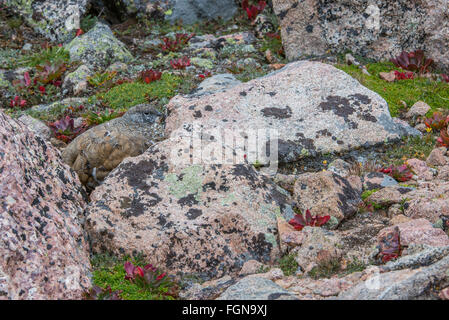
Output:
(88, 71), (117, 87)
(19, 46), (70, 67)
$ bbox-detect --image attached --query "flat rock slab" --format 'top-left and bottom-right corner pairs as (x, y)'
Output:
(166, 61), (417, 164)
(0, 111), (91, 299)
(378, 219), (449, 248)
(85, 136), (292, 280)
(217, 276), (298, 300)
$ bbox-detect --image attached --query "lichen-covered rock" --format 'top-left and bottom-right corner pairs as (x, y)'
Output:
(292, 227), (343, 273)
(406, 101), (431, 119)
(293, 171), (362, 222)
(273, 0), (449, 71)
(166, 0), (238, 25)
(17, 115), (52, 141)
(166, 61), (418, 164)
(426, 147), (448, 167)
(337, 246), (449, 300)
(65, 22), (133, 70)
(62, 104), (164, 189)
(378, 219), (449, 249)
(362, 172), (398, 191)
(85, 135), (291, 280)
(0, 111), (91, 299)
(191, 73), (241, 96)
(217, 276), (299, 300)
(4, 0), (89, 43)
(62, 65), (93, 96)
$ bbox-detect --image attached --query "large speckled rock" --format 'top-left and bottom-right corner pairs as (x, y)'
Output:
(65, 22), (133, 70)
(0, 111), (91, 299)
(293, 171), (362, 223)
(337, 246), (449, 299)
(62, 104), (164, 190)
(272, 0), (449, 72)
(166, 0), (238, 24)
(217, 276), (299, 300)
(85, 135), (292, 280)
(90, 0), (237, 24)
(4, 0), (89, 43)
(166, 61), (418, 164)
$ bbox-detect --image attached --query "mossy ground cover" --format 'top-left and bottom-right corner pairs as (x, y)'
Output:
(91, 253), (178, 300)
(97, 73), (181, 110)
(336, 61), (449, 117)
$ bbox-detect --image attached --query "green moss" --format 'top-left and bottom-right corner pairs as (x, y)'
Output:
(308, 257), (342, 279)
(340, 258), (366, 276)
(278, 253), (299, 276)
(361, 189), (380, 201)
(383, 135), (435, 165)
(100, 73), (181, 110)
(91, 253), (177, 300)
(336, 62), (449, 117)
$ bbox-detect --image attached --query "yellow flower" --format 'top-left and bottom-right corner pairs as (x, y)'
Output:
(322, 160), (327, 165)
(425, 127), (433, 133)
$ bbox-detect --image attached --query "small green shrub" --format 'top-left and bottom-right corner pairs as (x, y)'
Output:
(278, 253), (299, 276)
(19, 46), (70, 67)
(361, 189), (380, 201)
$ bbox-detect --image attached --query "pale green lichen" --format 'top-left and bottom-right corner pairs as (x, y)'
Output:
(191, 57), (214, 70)
(165, 165), (204, 201)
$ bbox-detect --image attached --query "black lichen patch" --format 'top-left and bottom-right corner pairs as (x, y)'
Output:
(193, 110), (202, 118)
(186, 208), (203, 220)
(319, 96), (355, 121)
(261, 106), (292, 119)
(178, 193), (200, 207)
(332, 173), (362, 217)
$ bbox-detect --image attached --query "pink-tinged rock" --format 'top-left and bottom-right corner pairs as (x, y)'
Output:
(426, 147), (448, 167)
(378, 219), (449, 248)
(407, 158), (434, 180)
(277, 216), (304, 253)
(440, 287), (449, 300)
(293, 171), (362, 222)
(406, 101), (431, 119)
(165, 61), (417, 164)
(85, 135), (290, 280)
(0, 111), (91, 300)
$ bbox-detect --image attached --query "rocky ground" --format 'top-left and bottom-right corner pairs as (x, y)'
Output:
(1, 0), (449, 300)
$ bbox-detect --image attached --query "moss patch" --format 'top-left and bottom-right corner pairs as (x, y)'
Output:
(278, 253), (299, 276)
(99, 73), (181, 110)
(91, 253), (177, 300)
(336, 62), (449, 117)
